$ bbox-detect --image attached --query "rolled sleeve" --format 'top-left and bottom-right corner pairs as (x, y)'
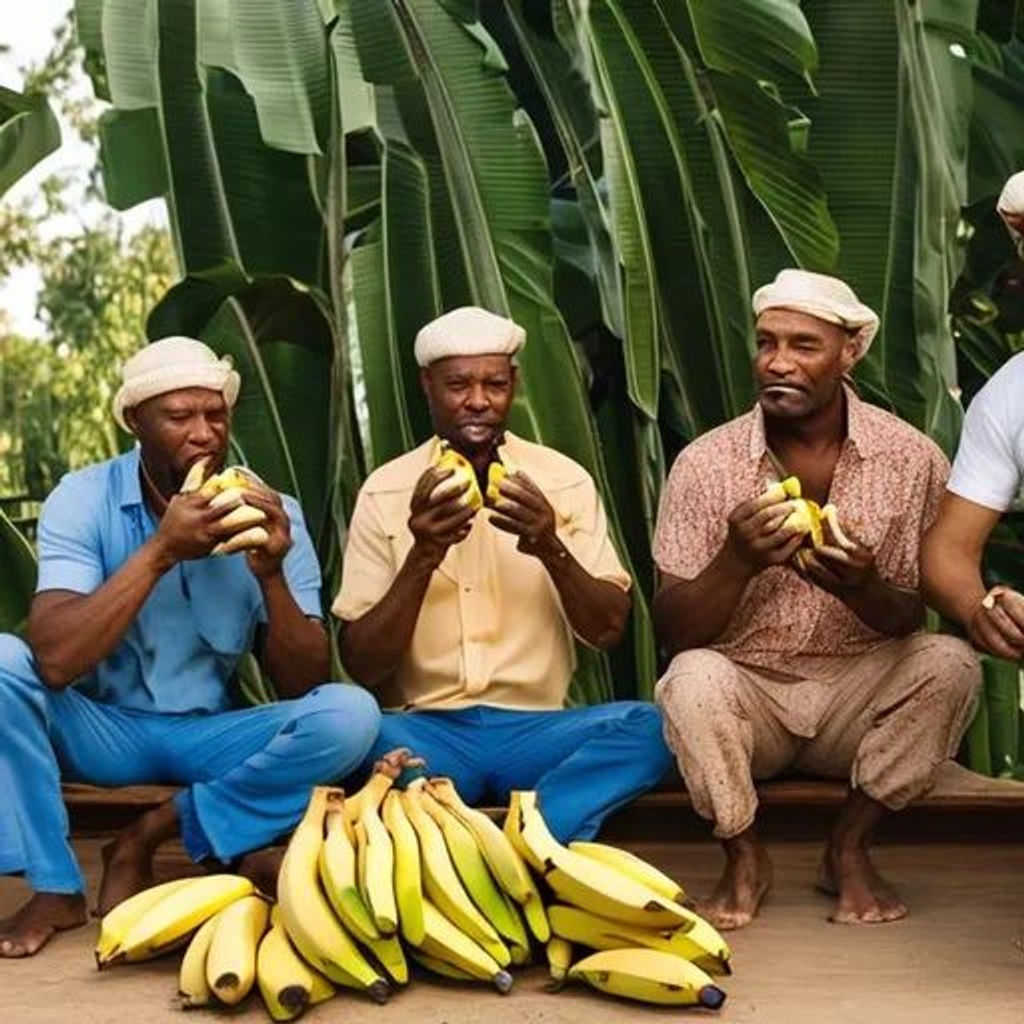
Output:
(331, 491), (396, 622)
(559, 476), (631, 590)
(36, 476), (106, 595)
(278, 495), (323, 619)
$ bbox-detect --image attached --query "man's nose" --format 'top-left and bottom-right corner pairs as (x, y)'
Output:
(189, 416), (216, 443)
(465, 384), (489, 409)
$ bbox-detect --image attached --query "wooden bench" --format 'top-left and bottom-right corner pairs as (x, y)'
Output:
(64, 762), (1024, 842)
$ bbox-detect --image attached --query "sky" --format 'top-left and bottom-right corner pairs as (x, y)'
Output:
(1, 0), (168, 336)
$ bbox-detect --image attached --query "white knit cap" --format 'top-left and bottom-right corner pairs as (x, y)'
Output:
(414, 306), (526, 368)
(752, 268), (880, 357)
(112, 336), (241, 431)
(997, 170), (1024, 254)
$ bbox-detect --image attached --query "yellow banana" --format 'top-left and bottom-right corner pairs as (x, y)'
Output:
(277, 787), (390, 1003)
(511, 791), (691, 930)
(419, 791), (523, 948)
(415, 900), (513, 994)
(427, 777), (534, 904)
(180, 456), (214, 494)
(783, 498), (825, 548)
(212, 524), (269, 556)
(95, 877), (195, 966)
(107, 874), (255, 964)
(307, 967), (336, 1006)
(568, 948), (727, 1008)
(401, 787), (509, 966)
(177, 909), (221, 1008)
(408, 948), (477, 983)
(761, 475), (802, 502)
(434, 444), (484, 510)
(821, 502), (857, 550)
(205, 892), (270, 1005)
(545, 935), (574, 990)
(548, 903), (731, 976)
(364, 931), (409, 986)
(355, 773), (399, 936)
(319, 792), (382, 945)
(381, 789), (425, 946)
(199, 465), (261, 497)
(256, 916), (317, 1022)
(567, 841), (685, 904)
(217, 503), (267, 532)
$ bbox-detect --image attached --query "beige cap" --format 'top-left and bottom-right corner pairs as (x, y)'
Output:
(752, 269), (880, 357)
(414, 306), (526, 367)
(112, 336), (240, 431)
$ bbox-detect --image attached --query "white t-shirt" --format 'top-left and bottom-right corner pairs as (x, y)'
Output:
(948, 351), (1024, 511)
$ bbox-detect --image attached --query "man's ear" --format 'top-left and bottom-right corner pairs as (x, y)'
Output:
(839, 332), (861, 376)
(419, 367), (432, 396)
(122, 406), (139, 434)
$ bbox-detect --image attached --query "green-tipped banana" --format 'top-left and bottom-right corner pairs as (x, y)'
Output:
(320, 794), (382, 945)
(177, 909), (222, 1008)
(277, 787), (390, 1003)
(206, 893), (270, 1005)
(96, 877), (195, 967)
(568, 948), (726, 1008)
(427, 778), (535, 904)
(108, 874), (255, 964)
(381, 788), (426, 946)
(567, 841), (685, 904)
(414, 900), (513, 994)
(401, 787), (509, 966)
(420, 791), (524, 948)
(548, 903), (731, 976)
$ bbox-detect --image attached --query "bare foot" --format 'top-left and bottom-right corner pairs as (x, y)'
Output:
(0, 893), (88, 957)
(96, 834), (155, 918)
(696, 833), (773, 930)
(236, 846), (284, 899)
(819, 844), (907, 924)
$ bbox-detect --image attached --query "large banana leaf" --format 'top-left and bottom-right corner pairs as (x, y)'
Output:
(0, 510), (37, 635)
(0, 86), (61, 198)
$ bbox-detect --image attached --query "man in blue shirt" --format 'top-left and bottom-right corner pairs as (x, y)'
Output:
(0, 336), (380, 957)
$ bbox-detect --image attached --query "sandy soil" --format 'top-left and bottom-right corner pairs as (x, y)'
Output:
(2, 836), (1022, 1024)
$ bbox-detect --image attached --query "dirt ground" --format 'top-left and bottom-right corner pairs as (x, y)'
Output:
(2, 834), (1022, 1024)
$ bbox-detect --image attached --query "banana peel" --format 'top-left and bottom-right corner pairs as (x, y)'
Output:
(433, 443), (511, 511)
(762, 476), (857, 568)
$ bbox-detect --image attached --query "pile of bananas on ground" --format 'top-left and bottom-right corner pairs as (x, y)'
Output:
(95, 770), (732, 1017)
(180, 456), (270, 556)
(763, 475), (857, 569)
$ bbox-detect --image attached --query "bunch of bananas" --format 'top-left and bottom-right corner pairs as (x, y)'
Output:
(179, 456), (269, 555)
(95, 773), (733, 1016)
(762, 475), (857, 568)
(432, 442), (510, 511)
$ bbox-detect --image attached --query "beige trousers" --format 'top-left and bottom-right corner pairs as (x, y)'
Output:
(655, 634), (981, 838)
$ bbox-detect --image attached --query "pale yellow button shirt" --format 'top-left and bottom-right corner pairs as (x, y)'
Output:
(332, 433), (631, 711)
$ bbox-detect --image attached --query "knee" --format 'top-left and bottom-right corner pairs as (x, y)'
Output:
(0, 634), (35, 681)
(296, 683), (381, 754)
(920, 634), (983, 703)
(655, 649), (739, 722)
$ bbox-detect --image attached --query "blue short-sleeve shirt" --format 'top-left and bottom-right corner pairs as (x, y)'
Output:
(35, 448), (323, 714)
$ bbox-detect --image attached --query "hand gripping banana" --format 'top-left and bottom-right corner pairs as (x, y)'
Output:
(547, 903), (731, 977)
(419, 790), (525, 950)
(177, 909), (222, 1008)
(567, 841), (685, 905)
(95, 877), (195, 967)
(319, 791), (382, 946)
(381, 788), (426, 946)
(103, 874), (255, 965)
(256, 909), (323, 1022)
(401, 785), (510, 967)
(180, 457), (271, 555)
(415, 900), (514, 994)
(568, 948), (727, 1009)
(205, 892), (271, 1005)
(509, 791), (692, 930)
(354, 772), (399, 936)
(276, 787), (390, 1003)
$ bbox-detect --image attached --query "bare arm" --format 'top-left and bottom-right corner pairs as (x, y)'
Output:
(241, 487), (330, 697)
(27, 492), (231, 689)
(488, 473), (629, 648)
(921, 492), (1024, 658)
(653, 492), (803, 656)
(339, 467), (476, 686)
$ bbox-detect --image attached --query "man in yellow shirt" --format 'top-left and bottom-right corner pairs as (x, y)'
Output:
(333, 306), (672, 840)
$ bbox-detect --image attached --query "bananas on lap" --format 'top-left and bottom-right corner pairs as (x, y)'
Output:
(94, 777), (734, 1014)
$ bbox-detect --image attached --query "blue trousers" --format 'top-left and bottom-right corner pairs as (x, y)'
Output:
(0, 635), (380, 896)
(366, 702), (674, 842)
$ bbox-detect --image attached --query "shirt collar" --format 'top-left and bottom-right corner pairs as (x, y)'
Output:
(746, 383), (879, 463)
(117, 446), (146, 509)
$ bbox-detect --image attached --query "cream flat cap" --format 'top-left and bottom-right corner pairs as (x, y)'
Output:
(752, 268), (880, 356)
(112, 336), (241, 431)
(414, 306), (526, 367)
